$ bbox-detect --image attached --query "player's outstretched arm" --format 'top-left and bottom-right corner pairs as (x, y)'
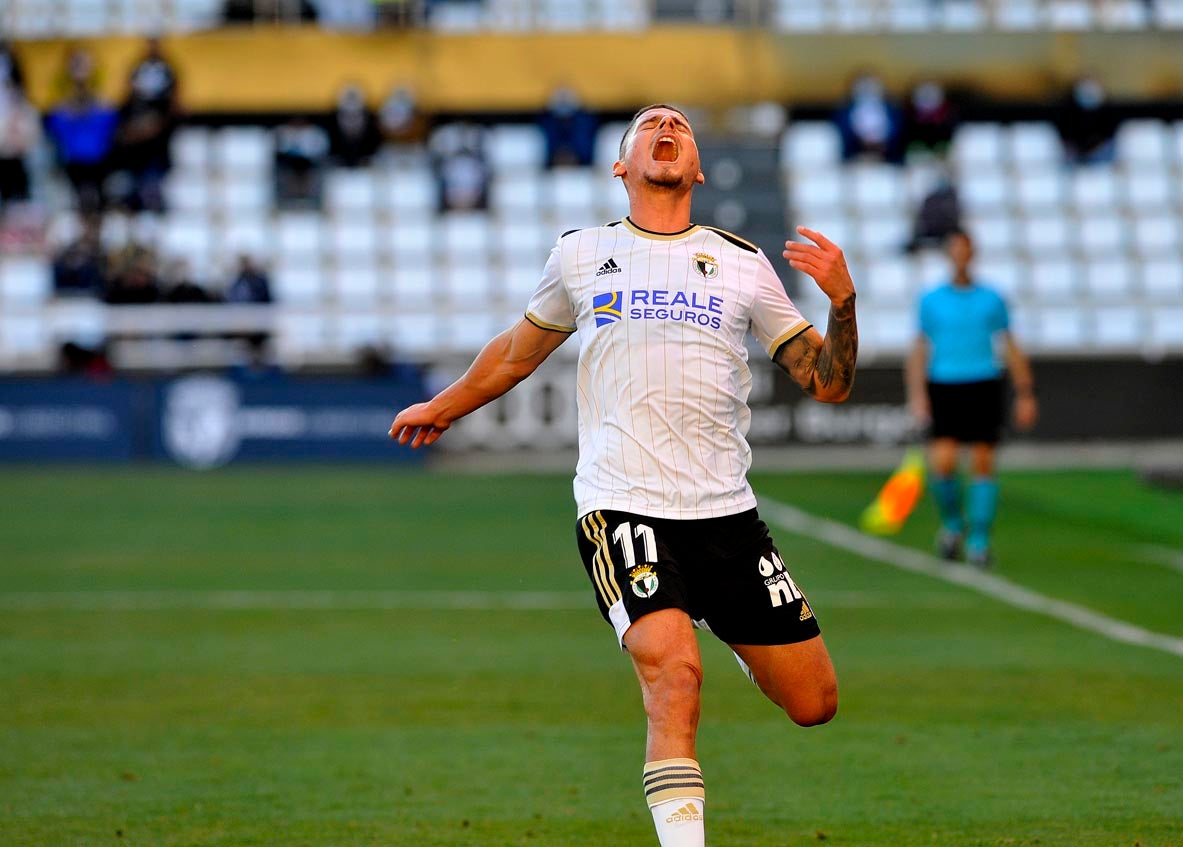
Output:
(776, 227), (858, 403)
(389, 318), (570, 448)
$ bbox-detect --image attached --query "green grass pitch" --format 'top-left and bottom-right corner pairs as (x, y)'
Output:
(1, 466), (1181, 846)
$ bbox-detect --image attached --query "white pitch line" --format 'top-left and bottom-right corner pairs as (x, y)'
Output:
(758, 495), (1183, 660)
(0, 588), (975, 613)
(1134, 545), (1183, 576)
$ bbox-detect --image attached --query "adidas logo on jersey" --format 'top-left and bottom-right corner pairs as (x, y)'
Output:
(666, 803), (703, 823)
(595, 258), (623, 276)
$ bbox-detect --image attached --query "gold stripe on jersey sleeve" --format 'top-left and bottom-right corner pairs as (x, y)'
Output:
(581, 515), (615, 609)
(524, 312), (577, 333)
(593, 511), (623, 603)
(767, 320), (814, 359)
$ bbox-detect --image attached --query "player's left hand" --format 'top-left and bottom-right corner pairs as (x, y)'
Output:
(389, 402), (450, 448)
(784, 226), (856, 307)
(1013, 393), (1038, 432)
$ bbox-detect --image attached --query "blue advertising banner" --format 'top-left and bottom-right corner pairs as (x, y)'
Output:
(0, 374), (426, 467)
(0, 380), (138, 461)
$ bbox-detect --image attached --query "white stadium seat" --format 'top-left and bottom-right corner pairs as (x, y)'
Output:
(325, 168), (378, 213)
(0, 258), (52, 305)
(381, 170), (437, 215)
(387, 219), (435, 263)
(329, 216), (379, 260)
(959, 168), (1009, 213)
(440, 212), (493, 261)
(1139, 258), (1183, 301)
(850, 164), (905, 213)
(781, 123), (842, 169)
(1116, 120), (1170, 165)
(1028, 258), (1080, 301)
(1020, 213), (1071, 253)
(1150, 308), (1183, 348)
(1035, 306), (1088, 351)
(214, 127), (273, 174)
(1133, 214), (1180, 255)
(486, 125), (547, 172)
(334, 312), (383, 350)
(1069, 166), (1119, 210)
(952, 123), (1006, 169)
(1082, 258), (1136, 301)
(171, 128), (212, 171)
(975, 259), (1025, 300)
(1122, 169), (1174, 209)
(390, 313), (439, 358)
(391, 265), (434, 307)
(1015, 171), (1066, 213)
(791, 168), (845, 214)
(1010, 122), (1063, 166)
(441, 261), (495, 305)
(1092, 305), (1142, 351)
(864, 257), (913, 303)
(1075, 211), (1127, 257)
(330, 263), (382, 306)
(490, 173), (544, 215)
(273, 265), (325, 305)
(277, 213), (324, 261)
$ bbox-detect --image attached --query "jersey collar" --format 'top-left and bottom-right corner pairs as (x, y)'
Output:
(621, 217), (701, 241)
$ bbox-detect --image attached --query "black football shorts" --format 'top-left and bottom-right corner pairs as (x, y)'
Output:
(575, 508), (821, 648)
(927, 377), (1006, 444)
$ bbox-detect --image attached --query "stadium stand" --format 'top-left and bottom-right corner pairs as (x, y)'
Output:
(4, 0), (1183, 36)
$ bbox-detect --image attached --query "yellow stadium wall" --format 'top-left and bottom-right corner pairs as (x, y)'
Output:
(13, 26), (1183, 113)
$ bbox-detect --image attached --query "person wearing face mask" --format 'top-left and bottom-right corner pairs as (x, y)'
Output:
(1057, 76), (1118, 165)
(834, 72), (904, 164)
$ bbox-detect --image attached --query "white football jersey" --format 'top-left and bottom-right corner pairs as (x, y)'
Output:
(526, 217), (812, 520)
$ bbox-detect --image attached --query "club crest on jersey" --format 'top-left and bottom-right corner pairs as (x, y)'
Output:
(629, 565), (659, 598)
(592, 291), (623, 327)
(692, 252), (719, 279)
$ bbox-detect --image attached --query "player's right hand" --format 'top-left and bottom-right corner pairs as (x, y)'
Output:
(783, 226), (856, 307)
(389, 402), (450, 448)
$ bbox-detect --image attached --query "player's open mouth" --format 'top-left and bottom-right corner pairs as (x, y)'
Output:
(652, 135), (679, 162)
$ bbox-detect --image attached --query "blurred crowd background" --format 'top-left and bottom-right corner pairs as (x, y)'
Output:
(1, 0), (1182, 387)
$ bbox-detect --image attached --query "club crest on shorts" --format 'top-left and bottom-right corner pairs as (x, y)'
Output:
(692, 252), (719, 279)
(629, 565), (660, 598)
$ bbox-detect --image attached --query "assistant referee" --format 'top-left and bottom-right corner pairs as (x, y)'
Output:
(905, 229), (1037, 568)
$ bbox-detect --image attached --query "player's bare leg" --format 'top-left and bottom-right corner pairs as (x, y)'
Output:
(730, 635), (838, 727)
(929, 436), (965, 560)
(624, 608), (706, 847)
(965, 442), (999, 568)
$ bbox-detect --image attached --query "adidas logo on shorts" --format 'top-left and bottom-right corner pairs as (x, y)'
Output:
(595, 258), (623, 276)
(666, 803), (703, 823)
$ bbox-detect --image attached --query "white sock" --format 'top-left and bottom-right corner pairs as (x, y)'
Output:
(644, 758), (705, 847)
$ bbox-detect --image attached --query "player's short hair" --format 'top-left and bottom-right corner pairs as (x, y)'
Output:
(618, 104), (691, 159)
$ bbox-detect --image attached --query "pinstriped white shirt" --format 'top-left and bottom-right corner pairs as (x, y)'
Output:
(527, 217), (811, 520)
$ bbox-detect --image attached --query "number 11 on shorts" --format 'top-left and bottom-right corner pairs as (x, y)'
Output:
(613, 521), (658, 568)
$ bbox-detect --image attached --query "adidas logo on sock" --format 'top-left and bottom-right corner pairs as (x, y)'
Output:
(595, 258), (623, 276)
(666, 803), (703, 823)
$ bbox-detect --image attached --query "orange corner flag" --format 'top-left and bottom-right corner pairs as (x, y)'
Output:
(859, 448), (926, 535)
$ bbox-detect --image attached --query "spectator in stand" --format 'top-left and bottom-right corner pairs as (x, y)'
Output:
(902, 80), (957, 159)
(52, 215), (107, 297)
(834, 72), (903, 164)
(329, 84), (381, 168)
(0, 39), (25, 93)
(225, 255), (272, 304)
(104, 243), (161, 304)
(275, 116), (331, 208)
(1056, 76), (1118, 165)
(45, 50), (119, 212)
(539, 86), (597, 168)
(162, 259), (216, 303)
(0, 77), (40, 210)
(429, 122), (489, 212)
(378, 85), (430, 147)
(109, 37), (180, 212)
(907, 171), (963, 253)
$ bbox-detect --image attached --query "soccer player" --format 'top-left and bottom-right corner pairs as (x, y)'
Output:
(390, 104), (858, 847)
(905, 229), (1038, 568)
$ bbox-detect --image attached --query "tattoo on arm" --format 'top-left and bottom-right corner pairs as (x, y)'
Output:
(776, 299), (858, 401)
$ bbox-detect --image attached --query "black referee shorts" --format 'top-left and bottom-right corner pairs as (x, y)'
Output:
(575, 508), (822, 648)
(927, 378), (1006, 444)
